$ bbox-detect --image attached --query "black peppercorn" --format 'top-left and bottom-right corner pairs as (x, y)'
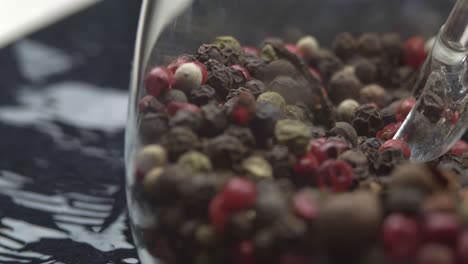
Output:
(203, 134), (248, 170)
(315, 50), (344, 84)
(196, 44), (225, 64)
(327, 122), (358, 147)
(372, 149), (406, 176)
(199, 103), (228, 138)
(146, 165), (188, 205)
(139, 96), (166, 113)
(205, 60), (244, 100)
(189, 85), (217, 106)
(273, 214), (307, 251)
(161, 126), (200, 161)
(255, 180), (289, 225)
(250, 101), (283, 147)
(269, 76), (311, 105)
(226, 210), (256, 241)
(170, 109), (202, 132)
(332, 32), (357, 61)
(380, 33), (402, 64)
(418, 91), (444, 123)
(224, 125), (256, 148)
(244, 55), (268, 81)
(360, 84), (388, 107)
(266, 145), (294, 180)
(139, 112), (169, 144)
(353, 57), (377, 84)
(244, 79), (267, 98)
(338, 149), (369, 180)
(352, 104), (385, 137)
(328, 68), (362, 104)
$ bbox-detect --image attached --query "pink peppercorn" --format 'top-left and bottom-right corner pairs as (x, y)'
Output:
(145, 66), (175, 96)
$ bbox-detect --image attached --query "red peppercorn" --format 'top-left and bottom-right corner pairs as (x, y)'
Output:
(451, 110), (459, 124)
(376, 122), (403, 140)
(285, 44), (303, 58)
(317, 159), (354, 192)
(395, 98), (416, 121)
(293, 153), (319, 178)
(231, 64), (251, 81)
(378, 139), (411, 159)
(243, 46), (259, 56)
(209, 193), (229, 235)
(167, 101), (200, 116)
(308, 137), (327, 152)
(310, 139), (350, 163)
(403, 36), (427, 69)
(193, 61), (208, 83)
(456, 231), (468, 264)
(422, 212), (461, 246)
(135, 168), (145, 183)
(168, 57), (190, 73)
(222, 177), (257, 212)
(232, 240), (255, 264)
(145, 66), (175, 96)
(449, 140), (468, 156)
(309, 68), (322, 82)
(293, 190), (319, 221)
(231, 92), (255, 125)
(232, 107), (251, 125)
(278, 254), (310, 264)
(382, 213), (421, 261)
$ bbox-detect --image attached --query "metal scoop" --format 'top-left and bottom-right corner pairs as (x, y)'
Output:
(394, 0), (468, 161)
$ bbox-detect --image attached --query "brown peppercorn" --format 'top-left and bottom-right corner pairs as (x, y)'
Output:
(255, 180), (289, 225)
(268, 76), (304, 104)
(177, 151), (212, 173)
(327, 122), (359, 147)
(158, 89), (188, 104)
(263, 59), (300, 83)
(138, 112), (169, 145)
(139, 95), (166, 113)
(179, 173), (218, 215)
(357, 33), (383, 57)
(416, 244), (455, 264)
(199, 103), (228, 138)
(352, 104), (385, 137)
(353, 57), (378, 84)
(338, 149), (369, 180)
(146, 165), (188, 205)
(161, 126), (200, 161)
(328, 68), (362, 104)
(381, 33), (403, 64)
(275, 119), (311, 156)
(250, 101), (283, 147)
(383, 186), (425, 216)
(422, 192), (457, 213)
(203, 134), (248, 170)
(360, 84), (388, 107)
(332, 32), (357, 61)
(266, 145), (294, 179)
(316, 191), (382, 258)
(314, 49), (344, 84)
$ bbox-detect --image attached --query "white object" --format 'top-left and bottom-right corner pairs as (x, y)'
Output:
(174, 62), (203, 90)
(0, 0), (102, 48)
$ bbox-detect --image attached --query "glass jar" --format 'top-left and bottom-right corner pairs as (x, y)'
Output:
(125, 1), (456, 264)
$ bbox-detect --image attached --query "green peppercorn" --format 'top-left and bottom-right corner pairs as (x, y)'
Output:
(257, 91), (286, 110)
(177, 151), (212, 173)
(242, 155), (273, 180)
(275, 119), (311, 156)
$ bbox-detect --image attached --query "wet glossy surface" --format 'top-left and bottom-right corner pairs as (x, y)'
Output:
(0, 1), (140, 263)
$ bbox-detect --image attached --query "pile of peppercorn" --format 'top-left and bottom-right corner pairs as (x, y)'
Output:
(132, 33), (468, 264)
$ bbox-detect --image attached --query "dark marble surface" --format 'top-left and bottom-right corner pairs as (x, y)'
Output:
(0, 1), (141, 263)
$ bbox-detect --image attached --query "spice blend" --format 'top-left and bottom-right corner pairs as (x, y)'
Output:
(133, 33), (468, 264)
